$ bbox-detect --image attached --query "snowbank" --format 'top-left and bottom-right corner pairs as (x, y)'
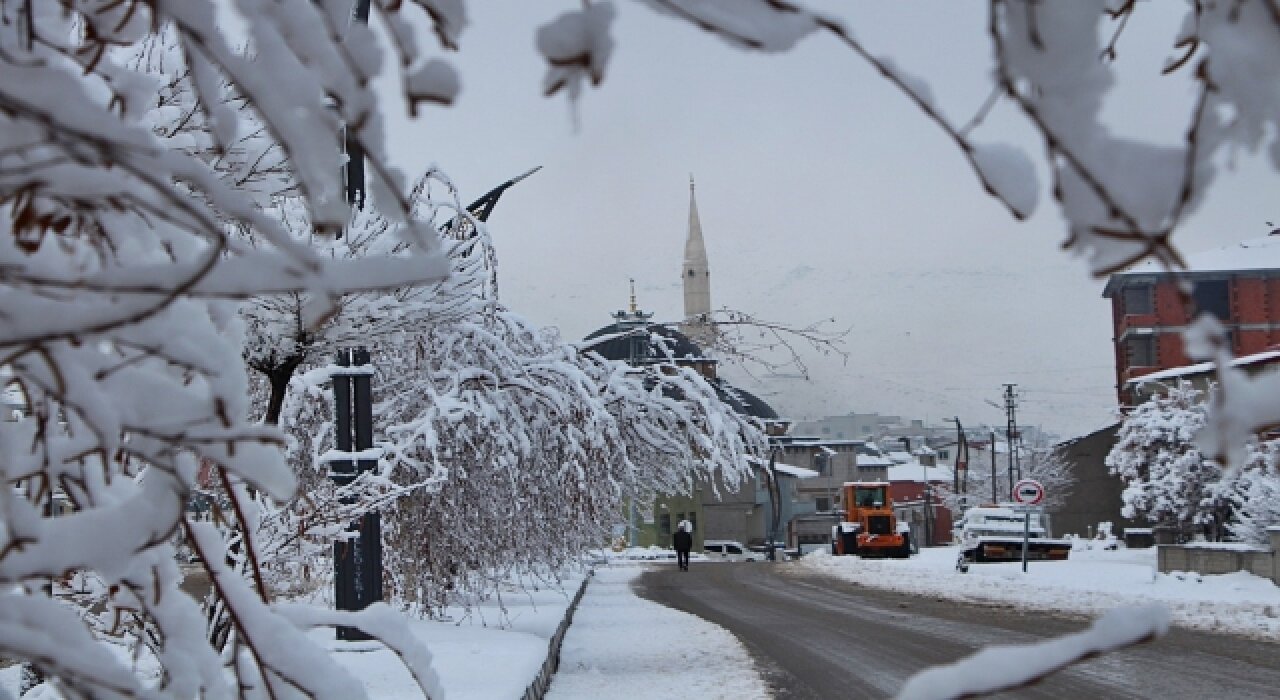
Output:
(797, 545), (1280, 639)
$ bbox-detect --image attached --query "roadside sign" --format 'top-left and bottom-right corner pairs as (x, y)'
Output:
(1013, 479), (1045, 506)
(1012, 479), (1045, 573)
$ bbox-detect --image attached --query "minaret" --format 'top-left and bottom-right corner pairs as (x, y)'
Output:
(682, 176), (711, 323)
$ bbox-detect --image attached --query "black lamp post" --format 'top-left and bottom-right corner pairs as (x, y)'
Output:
(326, 0), (539, 636)
(329, 347), (381, 641)
(325, 0), (380, 642)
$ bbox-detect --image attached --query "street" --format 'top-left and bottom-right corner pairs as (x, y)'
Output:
(635, 562), (1280, 699)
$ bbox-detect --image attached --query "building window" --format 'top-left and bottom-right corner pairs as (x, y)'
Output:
(816, 497), (830, 513)
(1192, 279), (1230, 320)
(688, 513), (697, 533)
(659, 513), (671, 537)
(1127, 335), (1157, 368)
(1122, 285), (1153, 315)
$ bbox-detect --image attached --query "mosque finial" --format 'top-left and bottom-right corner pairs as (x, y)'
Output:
(689, 173), (695, 192)
(629, 278), (637, 313)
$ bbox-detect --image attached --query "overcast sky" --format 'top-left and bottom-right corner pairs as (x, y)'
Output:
(379, 1), (1278, 439)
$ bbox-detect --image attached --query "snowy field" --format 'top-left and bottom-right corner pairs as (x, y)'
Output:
(798, 543), (1280, 639)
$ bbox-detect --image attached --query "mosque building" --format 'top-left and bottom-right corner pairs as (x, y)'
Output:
(581, 178), (792, 549)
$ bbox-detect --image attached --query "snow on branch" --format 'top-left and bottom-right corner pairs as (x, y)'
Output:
(0, 1), (466, 694)
(896, 604), (1170, 700)
(684, 308), (849, 380)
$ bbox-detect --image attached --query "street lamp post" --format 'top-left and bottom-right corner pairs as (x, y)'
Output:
(816, 449), (840, 546)
(764, 444), (783, 561)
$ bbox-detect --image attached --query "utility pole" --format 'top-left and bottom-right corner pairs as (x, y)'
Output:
(989, 430), (998, 505)
(950, 417), (966, 495)
(1003, 384), (1020, 501)
(951, 417), (969, 513)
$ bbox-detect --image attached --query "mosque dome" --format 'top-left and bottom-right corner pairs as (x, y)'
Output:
(581, 307), (779, 422)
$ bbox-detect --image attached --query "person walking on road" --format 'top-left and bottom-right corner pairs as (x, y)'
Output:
(673, 520), (693, 571)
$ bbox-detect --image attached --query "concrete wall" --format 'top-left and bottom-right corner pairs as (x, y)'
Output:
(1157, 529), (1280, 585)
(1052, 423), (1139, 539)
(702, 502), (761, 544)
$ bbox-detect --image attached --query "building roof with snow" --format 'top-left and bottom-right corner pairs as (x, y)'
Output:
(1104, 233), (1280, 296)
(1125, 348), (1280, 386)
(857, 455), (895, 468)
(887, 461), (955, 483)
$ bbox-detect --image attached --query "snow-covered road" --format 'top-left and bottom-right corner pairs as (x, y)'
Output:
(635, 553), (1280, 699)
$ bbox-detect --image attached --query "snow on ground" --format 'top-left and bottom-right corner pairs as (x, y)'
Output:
(5, 544), (1278, 698)
(316, 573), (584, 700)
(546, 564), (768, 700)
(1, 575), (588, 700)
(797, 543), (1280, 639)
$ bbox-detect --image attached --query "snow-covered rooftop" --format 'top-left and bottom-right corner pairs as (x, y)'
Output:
(773, 462), (820, 479)
(746, 455), (819, 479)
(1126, 349), (1280, 385)
(887, 461), (956, 483)
(1115, 234), (1280, 276)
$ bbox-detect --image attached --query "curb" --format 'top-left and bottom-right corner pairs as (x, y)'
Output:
(520, 570), (593, 700)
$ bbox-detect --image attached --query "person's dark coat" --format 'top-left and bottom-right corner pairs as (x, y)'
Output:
(673, 529), (693, 553)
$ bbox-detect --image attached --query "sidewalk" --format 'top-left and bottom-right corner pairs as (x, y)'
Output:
(546, 564), (768, 699)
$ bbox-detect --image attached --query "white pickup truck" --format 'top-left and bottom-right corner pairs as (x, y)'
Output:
(954, 505), (1071, 565)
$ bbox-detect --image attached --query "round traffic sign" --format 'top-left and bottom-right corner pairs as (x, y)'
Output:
(1013, 478), (1045, 505)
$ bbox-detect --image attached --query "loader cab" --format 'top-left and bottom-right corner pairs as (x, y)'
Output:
(854, 484), (887, 509)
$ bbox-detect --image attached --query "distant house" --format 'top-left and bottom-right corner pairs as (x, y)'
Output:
(1103, 233), (1280, 406)
(780, 438), (875, 550)
(886, 457), (955, 548)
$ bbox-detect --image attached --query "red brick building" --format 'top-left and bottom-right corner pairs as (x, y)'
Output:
(1102, 234), (1280, 405)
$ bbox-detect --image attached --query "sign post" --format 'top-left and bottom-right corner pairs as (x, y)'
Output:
(1012, 478), (1045, 573)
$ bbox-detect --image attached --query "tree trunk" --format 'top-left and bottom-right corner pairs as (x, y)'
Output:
(262, 356), (303, 425)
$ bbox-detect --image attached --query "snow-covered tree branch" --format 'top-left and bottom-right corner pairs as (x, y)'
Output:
(1107, 381), (1221, 537)
(0, 1), (461, 696)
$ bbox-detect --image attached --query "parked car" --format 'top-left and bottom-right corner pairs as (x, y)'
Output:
(702, 540), (760, 562)
(747, 541), (795, 560)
